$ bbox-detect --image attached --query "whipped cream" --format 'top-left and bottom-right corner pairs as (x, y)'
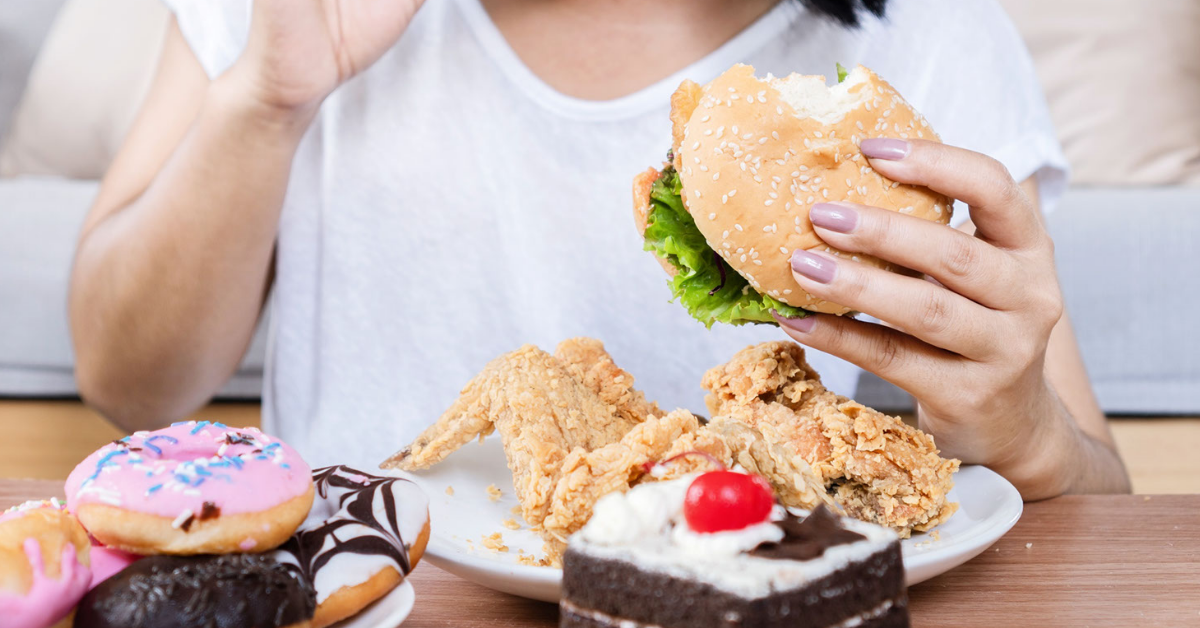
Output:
(580, 475), (787, 558)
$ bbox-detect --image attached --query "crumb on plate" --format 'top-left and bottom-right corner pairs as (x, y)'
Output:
(482, 532), (508, 552)
(517, 553), (554, 567)
(501, 518), (521, 530)
(445, 486), (455, 496)
(487, 484), (503, 501)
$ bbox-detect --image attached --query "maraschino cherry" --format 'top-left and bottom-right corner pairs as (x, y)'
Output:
(684, 471), (775, 533)
(643, 451), (776, 534)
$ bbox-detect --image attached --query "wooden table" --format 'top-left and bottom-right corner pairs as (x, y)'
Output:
(5, 481), (1197, 627)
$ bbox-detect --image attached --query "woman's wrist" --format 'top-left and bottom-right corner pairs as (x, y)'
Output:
(209, 64), (322, 142)
(986, 380), (1079, 500)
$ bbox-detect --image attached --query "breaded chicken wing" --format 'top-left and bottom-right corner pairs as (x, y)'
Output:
(382, 339), (697, 565)
(385, 343), (641, 464)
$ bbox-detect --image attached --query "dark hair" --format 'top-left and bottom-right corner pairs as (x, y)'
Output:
(799, 0), (888, 26)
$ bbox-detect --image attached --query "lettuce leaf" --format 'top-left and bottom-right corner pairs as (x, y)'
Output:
(642, 166), (809, 328)
(836, 63), (849, 83)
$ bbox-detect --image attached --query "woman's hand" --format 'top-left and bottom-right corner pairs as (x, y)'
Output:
(772, 138), (1116, 498)
(228, 0), (426, 117)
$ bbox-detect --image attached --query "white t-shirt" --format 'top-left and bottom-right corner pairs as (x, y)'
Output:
(162, 0), (1067, 468)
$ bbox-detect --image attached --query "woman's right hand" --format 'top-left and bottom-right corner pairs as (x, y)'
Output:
(230, 0), (426, 116)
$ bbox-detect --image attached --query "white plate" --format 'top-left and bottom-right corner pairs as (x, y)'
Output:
(332, 579), (416, 628)
(398, 436), (1022, 603)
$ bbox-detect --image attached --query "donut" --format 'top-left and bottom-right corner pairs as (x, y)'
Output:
(75, 553), (316, 628)
(65, 421), (314, 555)
(0, 499), (92, 628)
(274, 466), (431, 628)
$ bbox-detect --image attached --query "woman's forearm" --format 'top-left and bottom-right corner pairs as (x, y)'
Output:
(70, 72), (314, 430)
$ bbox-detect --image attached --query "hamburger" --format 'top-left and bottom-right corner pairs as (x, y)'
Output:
(633, 64), (953, 327)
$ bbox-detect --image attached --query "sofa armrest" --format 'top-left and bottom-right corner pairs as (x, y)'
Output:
(0, 176), (266, 398)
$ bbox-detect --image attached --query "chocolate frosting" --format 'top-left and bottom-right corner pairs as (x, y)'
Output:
(750, 505), (866, 561)
(74, 554), (316, 628)
(275, 466), (415, 585)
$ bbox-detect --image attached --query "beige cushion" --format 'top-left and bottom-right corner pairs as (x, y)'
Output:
(1000, 0), (1200, 186)
(0, 0), (168, 180)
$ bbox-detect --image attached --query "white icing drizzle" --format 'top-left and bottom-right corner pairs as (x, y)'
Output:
(274, 466), (429, 605)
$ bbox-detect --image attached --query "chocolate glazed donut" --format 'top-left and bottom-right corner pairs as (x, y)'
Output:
(74, 554), (316, 628)
(274, 466), (431, 628)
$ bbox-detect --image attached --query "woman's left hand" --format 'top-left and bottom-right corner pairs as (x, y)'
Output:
(773, 138), (1070, 495)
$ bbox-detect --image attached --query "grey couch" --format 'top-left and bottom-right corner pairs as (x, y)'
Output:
(2, 2), (1197, 413)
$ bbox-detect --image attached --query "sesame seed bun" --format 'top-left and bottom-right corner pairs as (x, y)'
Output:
(642, 64), (953, 315)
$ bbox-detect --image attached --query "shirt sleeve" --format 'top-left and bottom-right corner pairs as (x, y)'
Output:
(159, 0), (252, 80)
(857, 0), (1069, 220)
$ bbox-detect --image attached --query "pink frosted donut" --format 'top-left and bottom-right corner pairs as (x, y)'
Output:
(0, 499), (92, 628)
(65, 421), (314, 555)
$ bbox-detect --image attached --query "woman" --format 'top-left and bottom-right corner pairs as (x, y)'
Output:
(68, 0), (1130, 498)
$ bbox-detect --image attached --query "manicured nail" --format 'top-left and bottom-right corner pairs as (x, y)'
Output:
(860, 138), (910, 160)
(791, 250), (836, 284)
(809, 203), (858, 233)
(772, 311), (817, 333)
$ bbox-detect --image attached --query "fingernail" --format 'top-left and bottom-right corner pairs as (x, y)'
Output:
(772, 311), (817, 333)
(791, 250), (836, 284)
(809, 203), (858, 233)
(860, 138), (910, 160)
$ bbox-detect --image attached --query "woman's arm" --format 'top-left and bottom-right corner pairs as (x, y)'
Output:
(71, 0), (425, 431)
(774, 139), (1131, 499)
(70, 22), (310, 430)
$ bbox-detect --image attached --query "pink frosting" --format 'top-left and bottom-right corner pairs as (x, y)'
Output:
(65, 421), (311, 522)
(87, 542), (139, 589)
(0, 500), (66, 525)
(0, 538), (92, 628)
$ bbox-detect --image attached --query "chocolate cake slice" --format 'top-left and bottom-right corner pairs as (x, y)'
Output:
(561, 474), (907, 628)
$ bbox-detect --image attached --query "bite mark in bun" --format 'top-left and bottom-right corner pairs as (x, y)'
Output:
(634, 64), (953, 325)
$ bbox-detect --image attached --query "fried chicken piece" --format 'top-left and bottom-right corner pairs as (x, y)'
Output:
(554, 337), (663, 427)
(704, 417), (833, 512)
(703, 341), (959, 536)
(383, 342), (646, 523)
(383, 339), (706, 565)
(537, 409), (728, 563)
(384, 343), (645, 468)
